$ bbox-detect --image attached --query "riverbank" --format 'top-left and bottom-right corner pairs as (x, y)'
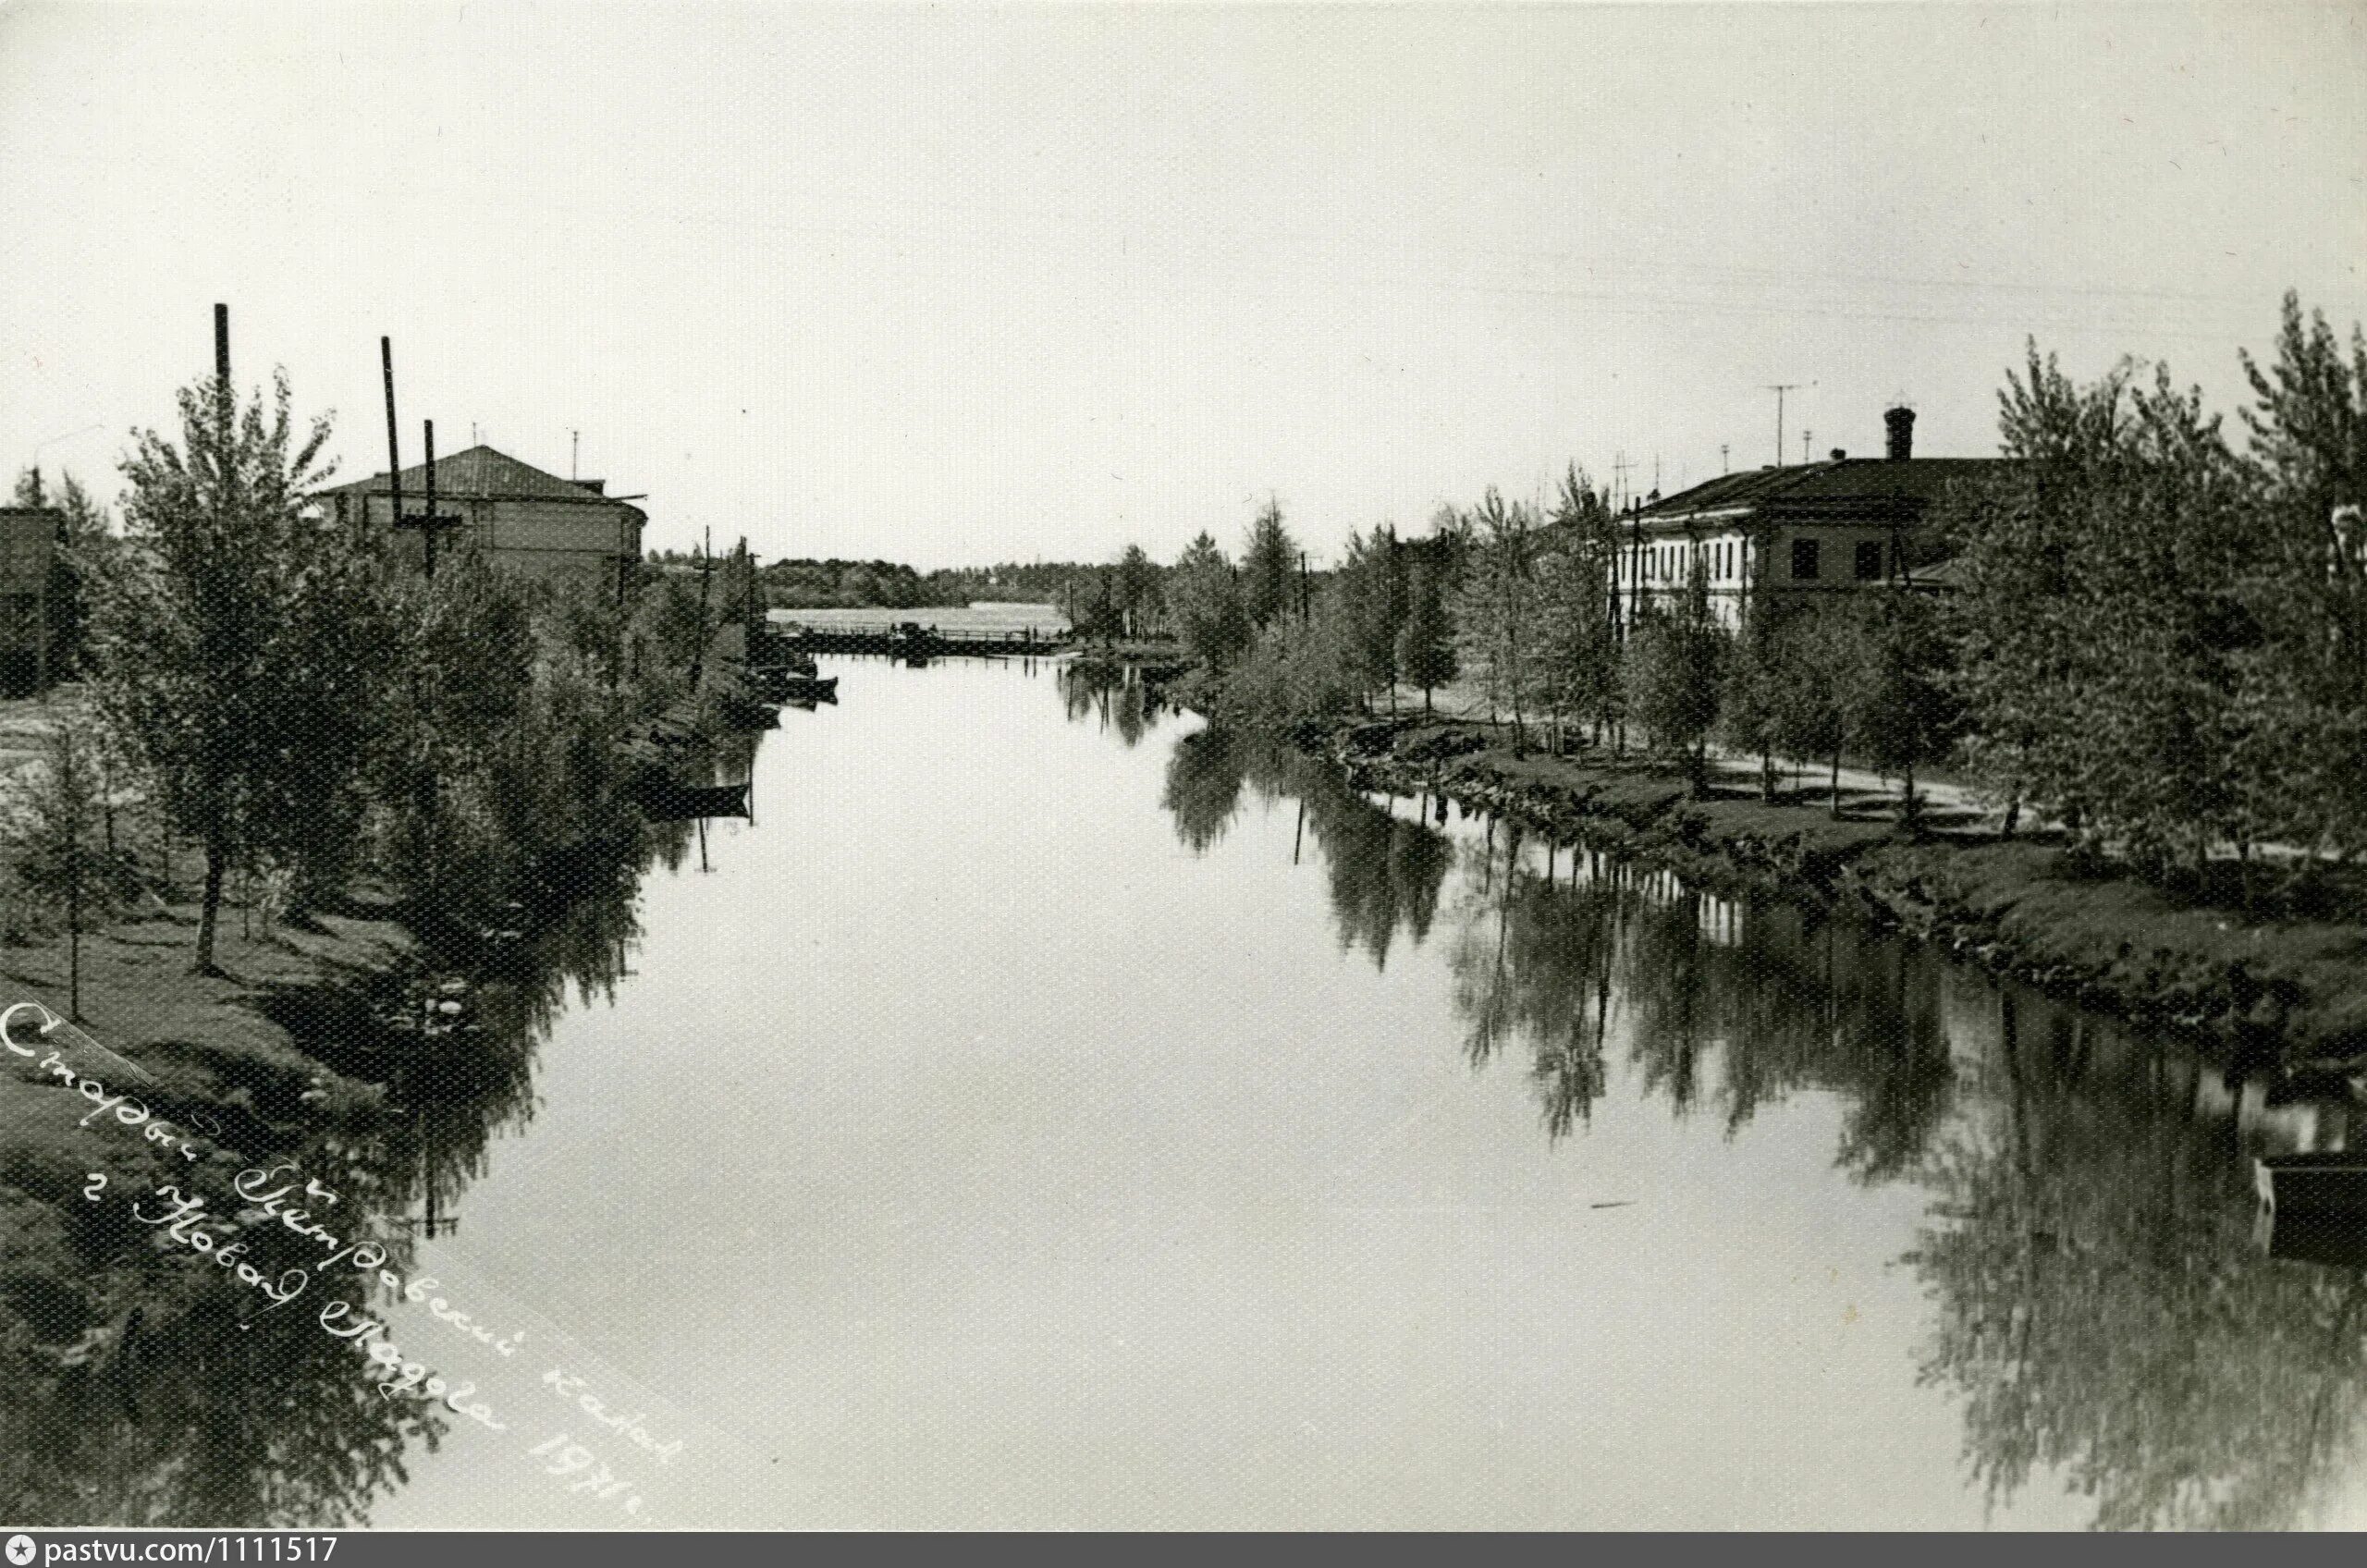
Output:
(1308, 711), (2367, 1072)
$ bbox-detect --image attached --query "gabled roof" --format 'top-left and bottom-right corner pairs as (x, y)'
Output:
(319, 445), (639, 511)
(1634, 457), (2001, 527)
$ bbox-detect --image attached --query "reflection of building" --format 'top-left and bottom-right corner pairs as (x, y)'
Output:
(318, 446), (644, 593)
(1620, 406), (2001, 630)
(0, 508), (55, 693)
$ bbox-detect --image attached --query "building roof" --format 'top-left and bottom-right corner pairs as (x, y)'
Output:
(1633, 457), (2000, 528)
(319, 445), (642, 515)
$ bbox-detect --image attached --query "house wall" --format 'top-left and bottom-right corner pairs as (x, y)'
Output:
(335, 492), (642, 587)
(1620, 521), (1911, 630)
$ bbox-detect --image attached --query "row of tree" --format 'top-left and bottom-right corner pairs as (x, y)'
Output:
(7, 366), (713, 1004)
(1138, 292), (2367, 892)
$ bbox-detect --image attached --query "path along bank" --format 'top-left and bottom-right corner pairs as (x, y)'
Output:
(1295, 710), (2367, 1079)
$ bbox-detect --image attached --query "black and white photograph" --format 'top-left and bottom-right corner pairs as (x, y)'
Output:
(1, 0), (2365, 1538)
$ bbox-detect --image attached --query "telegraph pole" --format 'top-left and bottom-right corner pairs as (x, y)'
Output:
(381, 337), (403, 542)
(1763, 384), (1800, 468)
(423, 421), (439, 579)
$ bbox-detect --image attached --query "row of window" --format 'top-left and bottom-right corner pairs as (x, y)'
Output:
(1625, 537), (1889, 584)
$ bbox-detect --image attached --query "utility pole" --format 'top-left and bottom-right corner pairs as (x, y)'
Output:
(1299, 550), (1310, 623)
(423, 421), (439, 580)
(1803, 429), (1814, 465)
(1721, 444), (1729, 475)
(1763, 384), (1800, 468)
(571, 429), (580, 482)
(381, 337), (403, 545)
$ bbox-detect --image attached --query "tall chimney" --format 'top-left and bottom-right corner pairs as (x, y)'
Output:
(1884, 406), (1915, 461)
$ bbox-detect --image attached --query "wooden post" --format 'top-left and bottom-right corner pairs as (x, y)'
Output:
(381, 337), (403, 544)
(423, 420), (440, 579)
(214, 304), (231, 435)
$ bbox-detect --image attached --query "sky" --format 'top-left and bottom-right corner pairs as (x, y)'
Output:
(2, 1), (2362, 568)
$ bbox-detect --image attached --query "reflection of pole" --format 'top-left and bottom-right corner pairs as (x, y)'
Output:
(1293, 799), (1304, 865)
(698, 814), (709, 874)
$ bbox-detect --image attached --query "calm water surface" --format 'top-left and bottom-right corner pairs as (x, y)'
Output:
(363, 655), (2367, 1529)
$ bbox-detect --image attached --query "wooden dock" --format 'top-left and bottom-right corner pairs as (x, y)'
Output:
(767, 621), (1070, 659)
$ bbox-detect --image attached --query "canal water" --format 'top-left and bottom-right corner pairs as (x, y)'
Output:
(349, 655), (2366, 1530)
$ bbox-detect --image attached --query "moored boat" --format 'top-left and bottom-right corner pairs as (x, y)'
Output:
(2255, 1151), (2367, 1216)
(754, 668), (838, 704)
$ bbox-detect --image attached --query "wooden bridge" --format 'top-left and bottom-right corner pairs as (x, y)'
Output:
(766, 620), (1071, 659)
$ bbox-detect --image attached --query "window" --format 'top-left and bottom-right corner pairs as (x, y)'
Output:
(1791, 537), (1821, 581)
(1855, 541), (1884, 581)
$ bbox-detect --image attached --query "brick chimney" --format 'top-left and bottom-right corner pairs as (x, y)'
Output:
(1884, 406), (1915, 461)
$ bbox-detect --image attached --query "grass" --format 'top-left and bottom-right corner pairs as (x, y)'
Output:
(1336, 711), (2367, 1066)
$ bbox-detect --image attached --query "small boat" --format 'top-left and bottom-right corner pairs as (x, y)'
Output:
(2255, 1151), (2367, 1216)
(754, 669), (838, 704)
(752, 650), (818, 678)
(632, 776), (752, 823)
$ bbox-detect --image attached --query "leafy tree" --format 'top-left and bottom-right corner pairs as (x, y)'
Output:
(1170, 532), (1251, 675)
(1396, 556), (1459, 714)
(1849, 587), (1956, 827)
(1625, 551), (1728, 794)
(1720, 596), (1791, 801)
(1945, 344), (2263, 876)
(6, 712), (136, 1018)
(1241, 499), (1299, 630)
(94, 369), (386, 972)
(1533, 464), (1623, 748)
(1114, 544), (1162, 638)
(2236, 292), (2367, 864)
(1773, 596), (1858, 818)
(1340, 524), (1410, 710)
(1452, 491), (1542, 748)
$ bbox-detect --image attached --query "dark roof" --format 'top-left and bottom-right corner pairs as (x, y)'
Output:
(1634, 457), (2000, 527)
(319, 445), (640, 512)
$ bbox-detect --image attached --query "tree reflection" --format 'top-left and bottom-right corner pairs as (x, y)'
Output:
(1059, 663), (1162, 750)
(1910, 993), (2367, 1530)
(0, 785), (678, 1525)
(1143, 715), (2367, 1527)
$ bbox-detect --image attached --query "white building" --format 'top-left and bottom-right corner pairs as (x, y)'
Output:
(1617, 407), (1999, 630)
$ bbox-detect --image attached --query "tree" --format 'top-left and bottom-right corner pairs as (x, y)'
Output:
(1340, 524), (1410, 710)
(1625, 549), (1728, 795)
(1171, 532), (1251, 675)
(2236, 292), (2367, 864)
(1396, 556), (1458, 714)
(1945, 343), (2263, 876)
(94, 368), (386, 973)
(1452, 491), (1543, 749)
(1533, 464), (1623, 748)
(1114, 544), (1161, 638)
(1721, 595), (1790, 802)
(1241, 499), (1298, 631)
(1849, 587), (1956, 827)
(6, 713), (135, 1019)
(1774, 596), (1858, 818)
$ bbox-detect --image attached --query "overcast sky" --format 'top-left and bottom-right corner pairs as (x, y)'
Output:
(3, 1), (2361, 566)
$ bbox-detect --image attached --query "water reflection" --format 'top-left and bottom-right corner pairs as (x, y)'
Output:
(1059, 661), (1167, 751)
(1156, 725), (2367, 1530)
(0, 787), (704, 1525)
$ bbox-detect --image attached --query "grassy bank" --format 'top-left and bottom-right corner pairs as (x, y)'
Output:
(1314, 711), (2367, 1072)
